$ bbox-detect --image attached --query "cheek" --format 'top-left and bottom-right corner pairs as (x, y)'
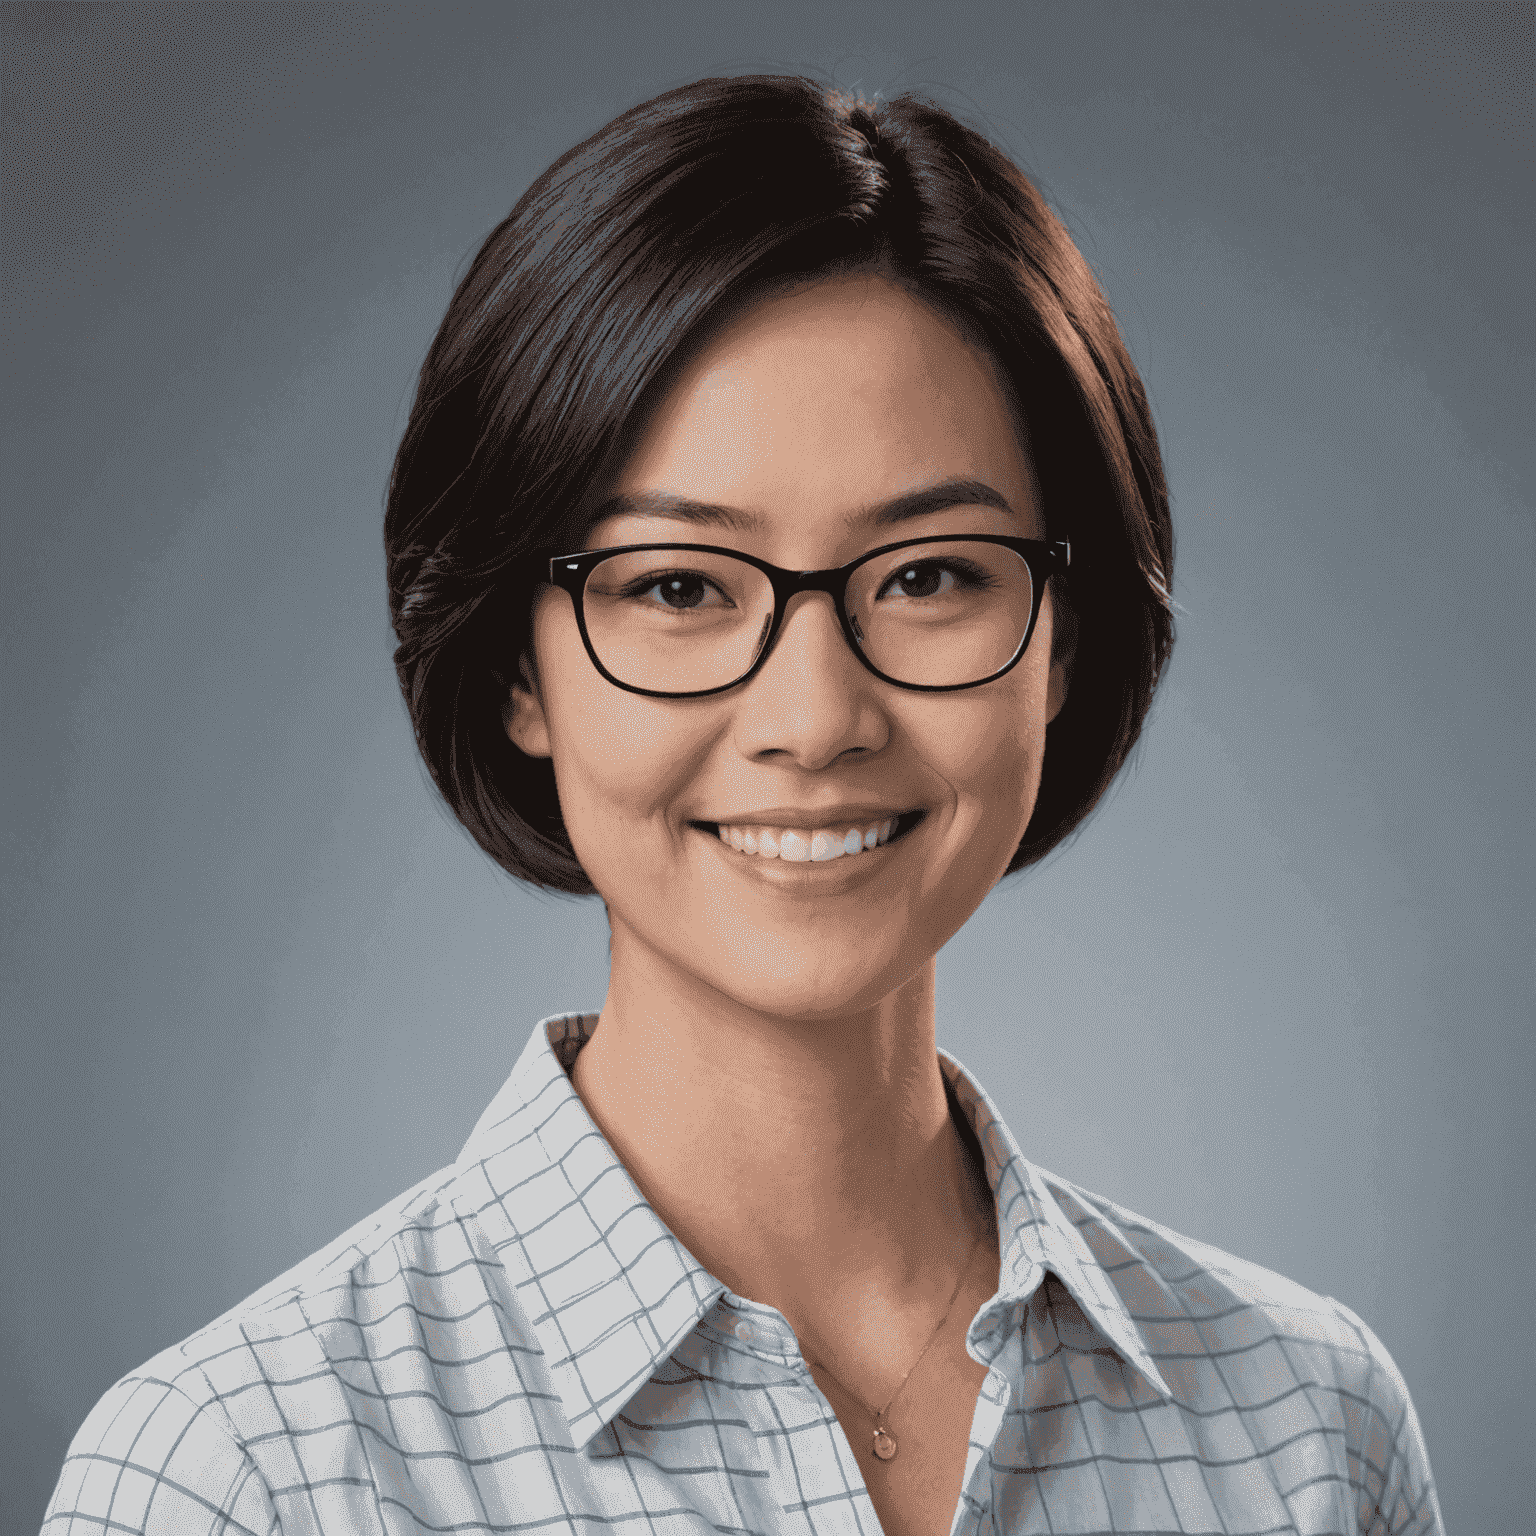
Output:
(534, 615), (714, 855)
(928, 653), (1052, 799)
(960, 716), (1045, 835)
(550, 692), (698, 831)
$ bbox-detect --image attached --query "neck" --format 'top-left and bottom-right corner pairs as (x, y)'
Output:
(569, 925), (997, 1351)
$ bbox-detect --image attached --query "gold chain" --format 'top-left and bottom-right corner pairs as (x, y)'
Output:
(807, 1226), (986, 1463)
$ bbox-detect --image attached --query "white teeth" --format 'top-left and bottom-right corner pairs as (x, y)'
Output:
(779, 829), (812, 862)
(712, 815), (908, 861)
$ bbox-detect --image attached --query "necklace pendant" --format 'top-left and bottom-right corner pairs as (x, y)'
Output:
(872, 1425), (898, 1461)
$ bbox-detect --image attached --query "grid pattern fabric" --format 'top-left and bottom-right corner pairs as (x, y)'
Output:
(44, 1012), (1442, 1535)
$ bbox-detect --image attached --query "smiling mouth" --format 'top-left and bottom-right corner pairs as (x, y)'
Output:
(691, 810), (926, 862)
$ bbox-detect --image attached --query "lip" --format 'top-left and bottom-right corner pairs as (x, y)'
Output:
(694, 809), (928, 886)
(691, 804), (921, 831)
(691, 809), (928, 874)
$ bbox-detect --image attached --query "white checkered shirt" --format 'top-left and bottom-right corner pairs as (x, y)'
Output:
(44, 1012), (1442, 1534)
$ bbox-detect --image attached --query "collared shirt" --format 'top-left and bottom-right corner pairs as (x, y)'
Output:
(45, 1013), (1442, 1535)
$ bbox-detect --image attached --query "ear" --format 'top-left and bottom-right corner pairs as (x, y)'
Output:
(1044, 582), (1077, 725)
(501, 651), (552, 759)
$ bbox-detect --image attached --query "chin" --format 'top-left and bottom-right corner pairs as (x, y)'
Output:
(696, 946), (920, 1025)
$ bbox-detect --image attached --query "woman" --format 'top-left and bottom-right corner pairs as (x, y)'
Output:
(45, 76), (1441, 1536)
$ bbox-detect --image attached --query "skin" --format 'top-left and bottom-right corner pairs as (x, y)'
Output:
(506, 272), (1072, 1527)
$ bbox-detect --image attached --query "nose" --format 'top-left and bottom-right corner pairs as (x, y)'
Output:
(733, 590), (888, 767)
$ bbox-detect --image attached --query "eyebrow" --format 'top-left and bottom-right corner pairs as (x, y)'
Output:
(587, 476), (1017, 534)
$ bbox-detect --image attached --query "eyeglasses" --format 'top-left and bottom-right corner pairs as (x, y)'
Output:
(544, 535), (1069, 698)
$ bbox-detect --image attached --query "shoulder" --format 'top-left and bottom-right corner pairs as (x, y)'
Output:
(1041, 1168), (1444, 1533)
(43, 1156), (509, 1534)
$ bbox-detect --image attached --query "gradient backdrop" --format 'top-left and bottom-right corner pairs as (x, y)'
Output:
(4, 3), (1531, 1527)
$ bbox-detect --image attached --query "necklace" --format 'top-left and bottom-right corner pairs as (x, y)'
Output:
(807, 1227), (986, 1463)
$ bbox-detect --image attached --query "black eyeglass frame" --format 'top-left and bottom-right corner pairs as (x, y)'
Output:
(543, 534), (1071, 699)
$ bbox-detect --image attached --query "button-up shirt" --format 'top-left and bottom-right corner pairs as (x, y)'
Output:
(44, 1013), (1443, 1534)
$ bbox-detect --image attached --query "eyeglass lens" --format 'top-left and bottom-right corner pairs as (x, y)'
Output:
(579, 540), (1035, 692)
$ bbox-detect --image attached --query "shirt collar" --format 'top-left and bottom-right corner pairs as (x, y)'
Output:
(451, 1014), (1170, 1450)
(939, 1051), (1173, 1402)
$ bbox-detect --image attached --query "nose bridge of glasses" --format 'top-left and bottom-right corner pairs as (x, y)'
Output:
(752, 570), (861, 673)
(778, 570), (854, 628)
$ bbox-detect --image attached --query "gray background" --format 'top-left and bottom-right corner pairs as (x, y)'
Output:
(3, 1), (1531, 1526)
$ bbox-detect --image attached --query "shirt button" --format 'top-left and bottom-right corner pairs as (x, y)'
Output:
(734, 1319), (756, 1344)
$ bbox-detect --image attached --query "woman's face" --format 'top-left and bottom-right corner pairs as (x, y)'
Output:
(508, 273), (1070, 1021)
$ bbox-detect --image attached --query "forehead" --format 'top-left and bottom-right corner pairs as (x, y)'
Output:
(608, 273), (1039, 542)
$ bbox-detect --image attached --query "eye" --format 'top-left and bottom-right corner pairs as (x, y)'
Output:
(625, 570), (731, 611)
(885, 563), (954, 600)
(875, 559), (993, 601)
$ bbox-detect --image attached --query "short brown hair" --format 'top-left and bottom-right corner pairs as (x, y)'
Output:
(385, 75), (1174, 894)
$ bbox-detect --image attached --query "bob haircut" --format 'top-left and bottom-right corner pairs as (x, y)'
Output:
(385, 75), (1174, 894)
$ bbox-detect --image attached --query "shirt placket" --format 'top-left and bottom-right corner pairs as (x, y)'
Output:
(954, 1317), (1024, 1536)
(708, 1294), (1022, 1536)
(695, 1299), (879, 1536)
